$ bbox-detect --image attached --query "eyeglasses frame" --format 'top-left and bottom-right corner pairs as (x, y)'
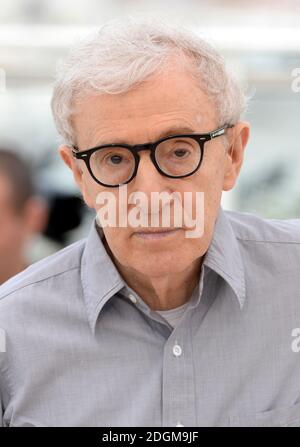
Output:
(71, 123), (234, 188)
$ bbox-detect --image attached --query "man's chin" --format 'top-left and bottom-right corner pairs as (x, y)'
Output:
(132, 258), (186, 278)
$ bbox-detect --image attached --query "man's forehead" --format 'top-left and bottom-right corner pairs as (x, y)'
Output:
(73, 67), (216, 148)
(74, 95), (213, 148)
(77, 71), (212, 118)
(78, 115), (211, 146)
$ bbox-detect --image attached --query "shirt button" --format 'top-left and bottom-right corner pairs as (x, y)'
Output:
(128, 293), (137, 304)
(176, 421), (184, 427)
(173, 344), (182, 357)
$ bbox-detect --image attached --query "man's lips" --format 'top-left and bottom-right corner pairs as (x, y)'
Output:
(133, 228), (182, 240)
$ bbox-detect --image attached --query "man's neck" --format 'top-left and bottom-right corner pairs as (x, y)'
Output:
(96, 222), (203, 311)
(113, 255), (203, 311)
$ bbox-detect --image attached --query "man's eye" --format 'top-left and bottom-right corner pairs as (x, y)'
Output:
(103, 154), (125, 165)
(173, 149), (190, 158)
(109, 155), (123, 164)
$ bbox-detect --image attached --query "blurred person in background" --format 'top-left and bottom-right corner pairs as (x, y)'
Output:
(0, 149), (48, 285)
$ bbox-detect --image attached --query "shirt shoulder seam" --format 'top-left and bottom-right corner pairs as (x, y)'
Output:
(235, 237), (300, 245)
(0, 265), (80, 302)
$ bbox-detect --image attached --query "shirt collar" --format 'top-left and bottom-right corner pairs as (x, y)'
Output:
(203, 206), (246, 310)
(81, 220), (126, 333)
(81, 205), (246, 333)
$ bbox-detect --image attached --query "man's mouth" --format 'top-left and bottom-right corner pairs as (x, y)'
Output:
(133, 228), (181, 240)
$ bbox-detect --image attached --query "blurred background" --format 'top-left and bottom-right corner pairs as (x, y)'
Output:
(0, 0), (299, 277)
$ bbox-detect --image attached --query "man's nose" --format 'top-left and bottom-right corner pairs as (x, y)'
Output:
(131, 150), (167, 192)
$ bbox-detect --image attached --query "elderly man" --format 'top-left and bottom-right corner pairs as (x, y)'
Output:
(0, 17), (300, 428)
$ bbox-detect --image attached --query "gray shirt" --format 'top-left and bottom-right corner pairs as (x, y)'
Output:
(1, 206), (300, 427)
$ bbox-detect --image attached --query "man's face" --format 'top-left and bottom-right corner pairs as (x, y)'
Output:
(62, 63), (248, 278)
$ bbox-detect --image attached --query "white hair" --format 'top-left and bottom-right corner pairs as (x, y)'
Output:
(51, 16), (249, 146)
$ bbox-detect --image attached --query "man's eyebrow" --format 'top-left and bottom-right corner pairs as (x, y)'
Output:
(156, 126), (197, 140)
(91, 126), (197, 148)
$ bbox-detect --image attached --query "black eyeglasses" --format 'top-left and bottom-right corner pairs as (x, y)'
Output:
(72, 124), (234, 188)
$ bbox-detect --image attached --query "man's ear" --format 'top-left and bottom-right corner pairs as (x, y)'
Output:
(58, 145), (94, 208)
(223, 121), (250, 191)
(59, 145), (84, 188)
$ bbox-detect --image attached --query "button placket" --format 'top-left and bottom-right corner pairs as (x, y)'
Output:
(162, 322), (196, 427)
